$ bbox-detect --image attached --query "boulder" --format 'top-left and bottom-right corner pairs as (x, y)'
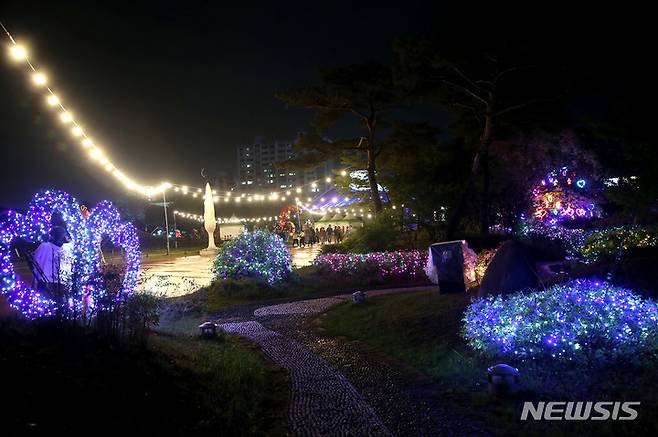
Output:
(479, 240), (541, 297)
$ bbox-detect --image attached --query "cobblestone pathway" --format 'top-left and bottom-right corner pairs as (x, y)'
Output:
(220, 320), (392, 436)
(214, 286), (491, 436)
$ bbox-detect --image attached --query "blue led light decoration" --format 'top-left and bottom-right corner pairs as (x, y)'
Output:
(212, 229), (292, 285)
(0, 190), (140, 318)
(463, 280), (658, 362)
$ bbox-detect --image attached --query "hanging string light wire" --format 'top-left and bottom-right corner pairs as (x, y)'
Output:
(1, 21), (170, 197)
(1, 22), (385, 207)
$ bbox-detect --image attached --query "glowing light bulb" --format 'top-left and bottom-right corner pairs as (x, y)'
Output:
(89, 148), (102, 160)
(81, 138), (93, 148)
(341, 170), (347, 176)
(46, 95), (60, 106)
(296, 188), (302, 193)
(9, 45), (27, 61)
(71, 126), (83, 137)
(60, 112), (73, 123)
(325, 177), (331, 183)
(32, 72), (47, 86)
(332, 197), (338, 203)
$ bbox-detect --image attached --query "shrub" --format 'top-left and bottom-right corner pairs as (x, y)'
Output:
(212, 230), (292, 285)
(313, 251), (427, 282)
(463, 279), (658, 362)
(319, 243), (348, 255)
(124, 292), (162, 344)
(580, 226), (658, 263)
(341, 215), (403, 253)
(474, 247), (499, 284)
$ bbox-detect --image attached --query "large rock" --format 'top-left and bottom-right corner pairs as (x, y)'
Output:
(479, 240), (541, 297)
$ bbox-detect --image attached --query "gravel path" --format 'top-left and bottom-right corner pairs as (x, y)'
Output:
(220, 320), (392, 436)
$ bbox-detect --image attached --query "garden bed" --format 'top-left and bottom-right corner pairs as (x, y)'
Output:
(318, 290), (658, 436)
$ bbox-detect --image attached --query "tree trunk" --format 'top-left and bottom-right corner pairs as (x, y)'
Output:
(478, 113), (494, 236)
(366, 122), (383, 213)
(445, 112), (494, 239)
(367, 149), (383, 213)
(480, 149), (490, 235)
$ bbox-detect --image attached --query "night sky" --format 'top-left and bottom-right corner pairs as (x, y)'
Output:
(1, 2), (655, 212)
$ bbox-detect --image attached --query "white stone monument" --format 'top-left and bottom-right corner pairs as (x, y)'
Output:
(199, 182), (219, 256)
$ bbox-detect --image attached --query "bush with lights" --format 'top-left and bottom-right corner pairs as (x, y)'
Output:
(212, 229), (293, 285)
(463, 280), (658, 362)
(314, 251), (427, 281)
(580, 226), (658, 263)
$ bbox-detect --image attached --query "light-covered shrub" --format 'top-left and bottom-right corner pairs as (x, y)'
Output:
(212, 230), (292, 285)
(463, 279), (658, 362)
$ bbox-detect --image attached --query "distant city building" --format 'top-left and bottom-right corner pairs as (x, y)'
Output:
(236, 135), (338, 191)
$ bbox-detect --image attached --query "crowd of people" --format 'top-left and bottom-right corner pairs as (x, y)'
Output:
(276, 223), (353, 247)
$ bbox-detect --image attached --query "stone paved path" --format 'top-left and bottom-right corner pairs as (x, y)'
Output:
(221, 320), (392, 436)
(216, 286), (491, 437)
(139, 246), (321, 297)
(139, 255), (213, 297)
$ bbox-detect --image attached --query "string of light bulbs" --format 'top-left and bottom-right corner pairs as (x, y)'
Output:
(1, 23), (384, 207)
(1, 22), (173, 197)
(173, 210), (277, 223)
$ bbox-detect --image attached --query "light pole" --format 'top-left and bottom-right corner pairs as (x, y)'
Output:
(172, 209), (178, 249)
(162, 189), (170, 255)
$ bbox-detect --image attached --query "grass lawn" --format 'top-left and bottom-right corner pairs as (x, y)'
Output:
(0, 316), (289, 436)
(165, 265), (431, 317)
(319, 291), (658, 436)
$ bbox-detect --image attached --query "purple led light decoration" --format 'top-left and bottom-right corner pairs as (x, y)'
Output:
(0, 190), (141, 318)
(87, 200), (141, 305)
(314, 251), (427, 280)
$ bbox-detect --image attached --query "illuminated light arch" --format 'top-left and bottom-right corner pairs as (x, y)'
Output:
(0, 190), (93, 317)
(0, 190), (140, 318)
(87, 201), (141, 303)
